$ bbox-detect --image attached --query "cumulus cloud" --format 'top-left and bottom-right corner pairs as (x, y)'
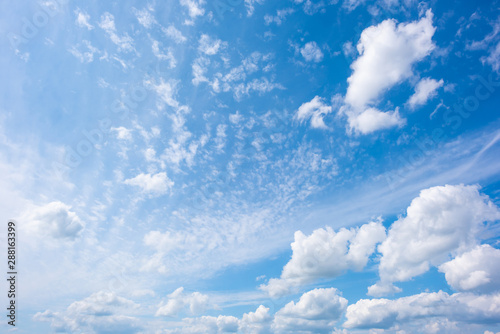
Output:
(300, 41), (324, 62)
(343, 10), (436, 133)
(133, 7), (156, 28)
(24, 201), (84, 240)
(240, 305), (272, 333)
(295, 96), (332, 129)
(180, 0), (205, 20)
(75, 8), (93, 30)
(439, 244), (500, 293)
(273, 288), (348, 333)
(124, 172), (174, 196)
(198, 34), (224, 55)
(344, 291), (500, 329)
(369, 184), (500, 296)
(156, 287), (210, 317)
(34, 291), (141, 333)
(163, 25), (187, 43)
(111, 126), (133, 141)
(244, 0), (265, 16)
(99, 12), (134, 52)
(260, 220), (386, 298)
(407, 77), (444, 109)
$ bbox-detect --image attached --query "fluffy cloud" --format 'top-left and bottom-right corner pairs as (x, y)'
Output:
(124, 172), (174, 196)
(133, 7), (156, 28)
(295, 96), (332, 129)
(156, 287), (210, 317)
(24, 201), (84, 240)
(261, 221), (386, 298)
(369, 185), (500, 296)
(343, 10), (436, 133)
(75, 8), (93, 30)
(439, 244), (500, 293)
(111, 126), (133, 141)
(99, 12), (134, 52)
(180, 0), (205, 20)
(198, 34), (224, 55)
(34, 291), (141, 333)
(407, 77), (444, 109)
(264, 8), (295, 26)
(163, 25), (187, 43)
(273, 288), (348, 333)
(240, 305), (273, 333)
(300, 41), (324, 62)
(344, 291), (500, 329)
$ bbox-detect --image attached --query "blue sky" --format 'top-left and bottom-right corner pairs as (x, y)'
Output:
(1, 0), (500, 333)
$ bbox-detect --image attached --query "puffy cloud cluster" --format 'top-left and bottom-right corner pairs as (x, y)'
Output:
(344, 291), (500, 329)
(295, 96), (333, 129)
(156, 287), (210, 317)
(34, 291), (142, 333)
(407, 77), (444, 109)
(369, 184), (500, 296)
(24, 201), (84, 240)
(261, 220), (386, 298)
(342, 10), (436, 134)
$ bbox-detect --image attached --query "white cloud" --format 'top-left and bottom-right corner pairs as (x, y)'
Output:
(34, 291), (141, 333)
(75, 9), (93, 30)
(152, 40), (177, 68)
(407, 77), (444, 109)
(261, 221), (386, 298)
(233, 78), (284, 100)
(439, 244), (500, 293)
(99, 12), (134, 52)
(273, 288), (348, 333)
(264, 8), (294, 26)
(244, 0), (265, 16)
(344, 291), (500, 329)
(163, 25), (187, 43)
(180, 0), (205, 19)
(156, 287), (210, 317)
(24, 201), (84, 240)
(124, 172), (174, 196)
(68, 40), (99, 63)
(240, 305), (273, 333)
(198, 34), (224, 55)
(296, 96), (332, 129)
(300, 41), (324, 62)
(343, 10), (436, 133)
(484, 41), (500, 72)
(346, 107), (405, 135)
(133, 7), (157, 28)
(111, 126), (133, 141)
(369, 184), (500, 296)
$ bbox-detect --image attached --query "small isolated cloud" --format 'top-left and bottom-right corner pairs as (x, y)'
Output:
(99, 12), (134, 52)
(342, 10), (436, 134)
(124, 172), (174, 196)
(75, 9), (93, 30)
(198, 34), (224, 55)
(300, 41), (324, 62)
(34, 291), (141, 333)
(273, 288), (348, 333)
(369, 184), (500, 297)
(407, 77), (444, 109)
(156, 287), (210, 317)
(180, 0), (205, 20)
(439, 244), (500, 293)
(346, 107), (405, 135)
(133, 7), (157, 28)
(260, 220), (386, 298)
(152, 40), (176, 68)
(295, 96), (332, 129)
(24, 201), (84, 240)
(111, 126), (132, 141)
(163, 25), (187, 43)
